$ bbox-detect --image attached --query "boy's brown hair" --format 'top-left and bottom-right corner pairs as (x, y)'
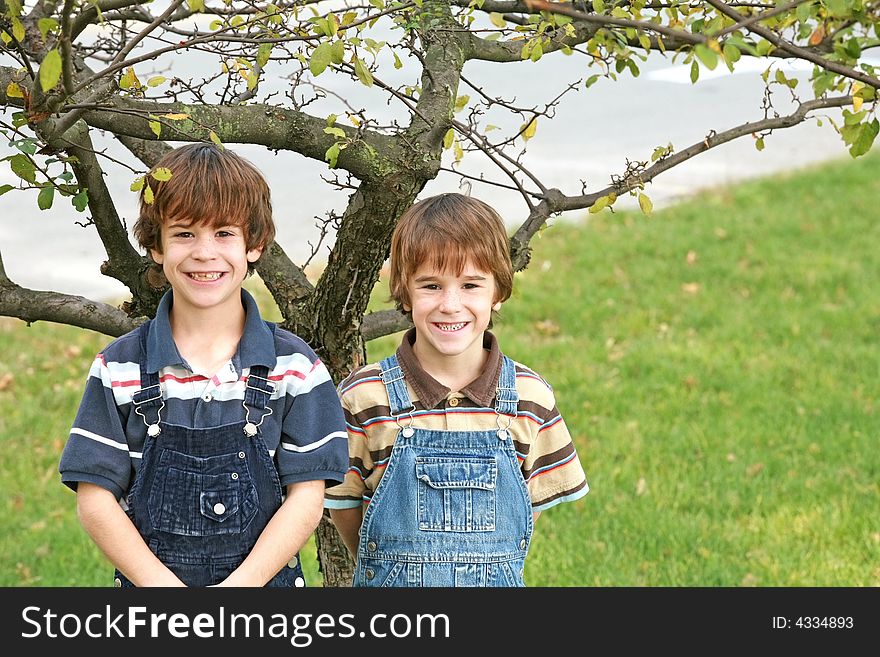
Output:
(389, 193), (514, 314)
(133, 144), (275, 281)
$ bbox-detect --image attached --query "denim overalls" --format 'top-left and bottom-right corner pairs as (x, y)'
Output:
(114, 322), (305, 587)
(354, 354), (533, 587)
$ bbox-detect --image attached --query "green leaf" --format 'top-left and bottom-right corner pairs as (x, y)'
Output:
(0, 184), (15, 196)
(392, 51), (403, 70)
(150, 167), (173, 181)
(638, 193), (653, 216)
(354, 57), (373, 87)
(257, 43), (273, 68)
(324, 126), (346, 139)
(585, 74), (600, 89)
(187, 0), (205, 12)
(325, 142), (341, 168)
(37, 18), (59, 39)
(694, 44), (718, 71)
(149, 120), (161, 138)
(72, 188), (89, 212)
(849, 119), (879, 157)
(690, 60), (699, 84)
(331, 40), (345, 64)
(208, 131), (223, 148)
(39, 49), (62, 92)
(755, 137), (765, 151)
(722, 43), (741, 69)
(530, 40), (544, 62)
(592, 0), (605, 12)
(147, 76), (167, 88)
(130, 175), (145, 192)
(454, 95), (470, 113)
(12, 18), (25, 42)
(310, 42), (333, 77)
(796, 1), (814, 23)
(843, 109), (866, 126)
(37, 185), (54, 210)
(144, 184), (154, 204)
(9, 153), (36, 183)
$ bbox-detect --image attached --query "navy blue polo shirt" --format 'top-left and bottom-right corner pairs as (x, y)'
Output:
(59, 289), (348, 500)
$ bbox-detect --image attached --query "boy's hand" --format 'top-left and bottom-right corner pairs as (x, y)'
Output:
(76, 482), (186, 587)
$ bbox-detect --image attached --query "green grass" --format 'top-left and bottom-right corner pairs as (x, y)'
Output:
(2, 152), (878, 586)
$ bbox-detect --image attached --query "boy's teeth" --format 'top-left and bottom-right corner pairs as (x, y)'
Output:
(189, 272), (222, 281)
(437, 322), (466, 332)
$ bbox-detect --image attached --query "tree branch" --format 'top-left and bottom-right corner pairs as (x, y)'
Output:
(706, 0), (880, 88)
(67, 98), (403, 182)
(361, 308), (411, 342)
(0, 252), (143, 336)
(509, 95), (854, 268)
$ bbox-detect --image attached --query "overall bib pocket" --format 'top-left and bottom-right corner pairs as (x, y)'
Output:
(148, 449), (258, 536)
(415, 456), (497, 532)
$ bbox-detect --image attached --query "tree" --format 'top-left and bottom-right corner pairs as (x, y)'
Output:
(1, 0), (878, 585)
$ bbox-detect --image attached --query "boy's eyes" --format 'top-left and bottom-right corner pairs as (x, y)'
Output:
(170, 229), (237, 238)
(418, 282), (481, 290)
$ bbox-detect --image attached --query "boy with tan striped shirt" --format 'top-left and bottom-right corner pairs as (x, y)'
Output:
(325, 193), (588, 587)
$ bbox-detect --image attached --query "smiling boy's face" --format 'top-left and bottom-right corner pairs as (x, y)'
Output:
(150, 217), (262, 315)
(404, 258), (502, 372)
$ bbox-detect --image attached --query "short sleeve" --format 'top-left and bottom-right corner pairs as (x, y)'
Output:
(276, 354), (349, 487)
(324, 376), (371, 509)
(59, 354), (132, 500)
(521, 386), (589, 512)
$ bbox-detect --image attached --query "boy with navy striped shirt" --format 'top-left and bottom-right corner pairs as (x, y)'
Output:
(60, 144), (348, 587)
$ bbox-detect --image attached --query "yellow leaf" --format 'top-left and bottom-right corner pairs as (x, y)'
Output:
(6, 82), (24, 98)
(638, 193), (653, 216)
(143, 184), (154, 204)
(489, 12), (506, 28)
(454, 140), (464, 163)
(520, 118), (537, 141)
(149, 120), (161, 137)
(162, 113), (189, 120)
(853, 96), (863, 112)
(443, 128), (455, 150)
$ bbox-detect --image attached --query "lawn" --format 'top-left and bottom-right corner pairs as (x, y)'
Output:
(1, 151), (877, 586)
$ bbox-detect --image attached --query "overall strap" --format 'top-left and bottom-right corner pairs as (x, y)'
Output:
(131, 321), (164, 430)
(494, 355), (519, 417)
(244, 366), (274, 413)
(378, 355), (416, 417)
(242, 365), (275, 437)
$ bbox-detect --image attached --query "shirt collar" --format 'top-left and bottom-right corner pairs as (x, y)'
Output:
(145, 289), (275, 373)
(396, 327), (503, 409)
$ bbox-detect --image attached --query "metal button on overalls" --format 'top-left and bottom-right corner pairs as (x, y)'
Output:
(214, 503), (226, 515)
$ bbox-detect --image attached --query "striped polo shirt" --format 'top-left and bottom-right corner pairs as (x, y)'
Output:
(324, 329), (589, 512)
(59, 289), (349, 500)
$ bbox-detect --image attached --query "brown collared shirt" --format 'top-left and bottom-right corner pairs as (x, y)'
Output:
(324, 329), (588, 511)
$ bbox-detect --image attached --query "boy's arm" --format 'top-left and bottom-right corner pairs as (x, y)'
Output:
(216, 480), (325, 587)
(329, 507), (363, 558)
(76, 483), (185, 587)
